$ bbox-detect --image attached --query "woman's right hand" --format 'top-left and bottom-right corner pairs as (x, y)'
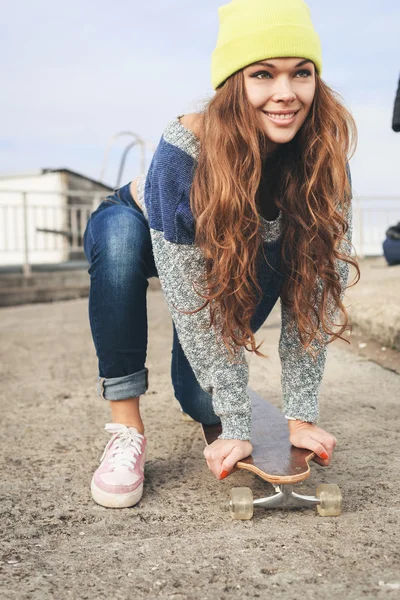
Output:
(203, 438), (253, 480)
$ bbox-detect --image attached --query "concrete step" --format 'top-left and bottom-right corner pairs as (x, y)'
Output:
(0, 270), (89, 289)
(0, 284), (90, 307)
(0, 270), (161, 307)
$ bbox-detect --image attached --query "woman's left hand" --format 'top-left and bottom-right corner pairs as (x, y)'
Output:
(287, 420), (337, 466)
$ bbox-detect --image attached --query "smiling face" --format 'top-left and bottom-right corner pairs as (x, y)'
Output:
(243, 57), (316, 155)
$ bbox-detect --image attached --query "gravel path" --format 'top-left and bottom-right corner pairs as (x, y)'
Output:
(1, 292), (399, 599)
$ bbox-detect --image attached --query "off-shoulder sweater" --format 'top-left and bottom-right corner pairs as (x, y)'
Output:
(133, 115), (353, 441)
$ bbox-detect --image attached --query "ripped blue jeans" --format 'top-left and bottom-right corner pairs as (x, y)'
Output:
(83, 182), (284, 425)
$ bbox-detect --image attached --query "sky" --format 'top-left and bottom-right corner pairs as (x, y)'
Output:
(2, 0), (400, 195)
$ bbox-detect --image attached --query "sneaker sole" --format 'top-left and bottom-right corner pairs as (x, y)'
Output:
(91, 479), (144, 508)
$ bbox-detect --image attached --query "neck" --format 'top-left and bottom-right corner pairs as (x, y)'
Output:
(263, 147), (282, 166)
(265, 138), (281, 157)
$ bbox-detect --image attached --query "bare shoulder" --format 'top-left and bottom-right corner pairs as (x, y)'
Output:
(178, 113), (204, 140)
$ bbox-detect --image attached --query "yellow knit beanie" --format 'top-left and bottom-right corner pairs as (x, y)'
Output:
(211, 0), (322, 90)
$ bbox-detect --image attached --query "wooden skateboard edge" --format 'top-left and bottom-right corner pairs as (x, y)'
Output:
(235, 451), (315, 485)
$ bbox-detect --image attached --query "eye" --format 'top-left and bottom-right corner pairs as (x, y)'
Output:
(295, 69), (312, 77)
(251, 69), (312, 80)
(252, 71), (272, 80)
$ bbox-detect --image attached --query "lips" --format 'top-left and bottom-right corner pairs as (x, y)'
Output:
(262, 109), (300, 120)
(261, 109), (300, 125)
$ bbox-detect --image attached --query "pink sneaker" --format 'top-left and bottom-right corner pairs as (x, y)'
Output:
(91, 423), (147, 508)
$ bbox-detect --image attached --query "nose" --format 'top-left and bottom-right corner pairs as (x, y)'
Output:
(274, 91), (297, 103)
(271, 78), (297, 103)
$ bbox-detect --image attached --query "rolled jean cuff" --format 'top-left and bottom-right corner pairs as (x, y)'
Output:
(97, 368), (149, 401)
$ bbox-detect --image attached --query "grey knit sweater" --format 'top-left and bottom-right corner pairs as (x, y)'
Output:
(134, 115), (352, 441)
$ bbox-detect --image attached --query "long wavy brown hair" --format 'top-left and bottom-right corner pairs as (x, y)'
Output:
(179, 68), (360, 361)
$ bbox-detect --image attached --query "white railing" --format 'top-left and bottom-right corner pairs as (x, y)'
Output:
(0, 190), (399, 275)
(352, 196), (400, 258)
(0, 189), (106, 275)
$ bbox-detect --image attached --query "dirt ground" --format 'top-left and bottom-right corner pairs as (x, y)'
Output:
(1, 289), (399, 600)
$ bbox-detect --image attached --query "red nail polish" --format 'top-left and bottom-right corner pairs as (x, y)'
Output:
(220, 470), (229, 479)
(320, 452), (329, 460)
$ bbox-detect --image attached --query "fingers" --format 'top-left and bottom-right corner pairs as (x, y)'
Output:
(312, 440), (329, 461)
(204, 456), (225, 479)
(221, 446), (247, 473)
(309, 435), (337, 466)
(204, 446), (236, 479)
(203, 444), (224, 479)
(204, 440), (252, 480)
(290, 430), (337, 466)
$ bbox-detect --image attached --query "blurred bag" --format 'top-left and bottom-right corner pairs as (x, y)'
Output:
(383, 222), (400, 265)
(385, 221), (400, 241)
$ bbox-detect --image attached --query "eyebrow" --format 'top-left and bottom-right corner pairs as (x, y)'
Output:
(252, 59), (313, 69)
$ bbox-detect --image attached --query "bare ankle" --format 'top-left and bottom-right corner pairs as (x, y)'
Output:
(110, 397), (144, 435)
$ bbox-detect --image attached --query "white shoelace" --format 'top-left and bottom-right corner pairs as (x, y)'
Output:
(101, 423), (144, 471)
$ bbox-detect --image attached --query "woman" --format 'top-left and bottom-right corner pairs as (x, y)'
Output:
(83, 0), (360, 509)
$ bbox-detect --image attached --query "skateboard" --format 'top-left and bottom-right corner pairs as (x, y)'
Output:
(201, 387), (342, 520)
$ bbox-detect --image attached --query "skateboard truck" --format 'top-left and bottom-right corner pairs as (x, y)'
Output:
(229, 483), (342, 520)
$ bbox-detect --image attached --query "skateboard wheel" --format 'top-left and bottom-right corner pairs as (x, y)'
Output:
(316, 483), (342, 517)
(229, 487), (254, 520)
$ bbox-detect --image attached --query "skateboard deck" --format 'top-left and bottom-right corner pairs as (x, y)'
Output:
(202, 387), (315, 485)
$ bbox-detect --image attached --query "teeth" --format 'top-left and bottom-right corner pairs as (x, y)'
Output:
(266, 112), (296, 120)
